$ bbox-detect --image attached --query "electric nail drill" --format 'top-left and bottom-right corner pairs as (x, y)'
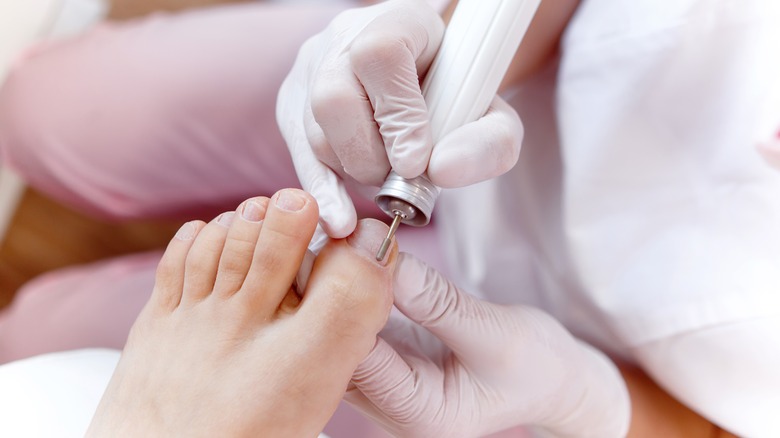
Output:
(375, 0), (542, 260)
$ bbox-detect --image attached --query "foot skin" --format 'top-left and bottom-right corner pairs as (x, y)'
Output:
(86, 189), (398, 437)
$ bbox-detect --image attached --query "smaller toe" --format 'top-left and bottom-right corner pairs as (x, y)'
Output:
(152, 221), (206, 311)
(179, 211), (235, 305)
(213, 197), (270, 298)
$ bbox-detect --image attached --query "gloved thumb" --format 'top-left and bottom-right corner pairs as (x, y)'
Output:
(428, 95), (524, 188)
(346, 337), (442, 435)
(301, 164), (356, 239)
(348, 0), (445, 179)
(390, 253), (504, 372)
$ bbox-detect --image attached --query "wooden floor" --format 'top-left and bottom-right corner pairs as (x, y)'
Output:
(0, 188), (180, 310)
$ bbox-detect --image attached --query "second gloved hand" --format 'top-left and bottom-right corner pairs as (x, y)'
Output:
(347, 253), (630, 437)
(276, 0), (524, 238)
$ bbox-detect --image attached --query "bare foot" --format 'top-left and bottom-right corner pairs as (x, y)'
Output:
(86, 189), (398, 437)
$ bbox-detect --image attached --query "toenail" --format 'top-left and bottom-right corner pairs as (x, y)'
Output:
(275, 189), (307, 212)
(216, 211), (235, 227)
(175, 222), (197, 241)
(347, 220), (392, 265)
(240, 200), (265, 222)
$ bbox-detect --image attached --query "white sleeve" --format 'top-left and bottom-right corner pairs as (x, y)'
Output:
(558, 1), (780, 433)
(558, 0), (780, 345)
(633, 317), (780, 436)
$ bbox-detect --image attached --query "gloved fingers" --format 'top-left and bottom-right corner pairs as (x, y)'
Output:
(303, 97), (343, 175)
(349, 1), (445, 179)
(428, 95), (524, 188)
(349, 337), (443, 425)
(277, 76), (357, 239)
(380, 310), (450, 366)
(295, 146), (357, 239)
(309, 60), (389, 186)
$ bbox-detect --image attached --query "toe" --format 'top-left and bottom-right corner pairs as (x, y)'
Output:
(213, 197), (269, 298)
(180, 211), (235, 305)
(238, 189), (319, 318)
(152, 221), (206, 311)
(296, 219), (397, 365)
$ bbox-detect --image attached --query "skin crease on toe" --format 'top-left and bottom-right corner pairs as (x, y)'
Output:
(213, 197), (270, 297)
(237, 189), (320, 318)
(87, 195), (398, 438)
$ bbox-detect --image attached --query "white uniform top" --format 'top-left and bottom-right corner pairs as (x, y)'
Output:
(438, 0), (780, 359)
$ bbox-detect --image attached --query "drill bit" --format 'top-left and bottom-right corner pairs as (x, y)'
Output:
(376, 212), (403, 261)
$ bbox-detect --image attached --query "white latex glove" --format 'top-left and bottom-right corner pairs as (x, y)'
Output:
(277, 0), (524, 238)
(346, 253), (631, 437)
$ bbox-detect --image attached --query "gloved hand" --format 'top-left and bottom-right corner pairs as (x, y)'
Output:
(346, 253), (631, 437)
(277, 0), (524, 238)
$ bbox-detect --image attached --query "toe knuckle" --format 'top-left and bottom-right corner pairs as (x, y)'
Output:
(317, 275), (390, 330)
(267, 222), (312, 243)
(220, 253), (250, 276)
(250, 252), (286, 282)
(185, 248), (216, 272)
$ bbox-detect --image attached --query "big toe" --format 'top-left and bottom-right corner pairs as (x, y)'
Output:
(296, 219), (398, 364)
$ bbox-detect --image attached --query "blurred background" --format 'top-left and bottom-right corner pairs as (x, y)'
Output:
(0, 0), (251, 312)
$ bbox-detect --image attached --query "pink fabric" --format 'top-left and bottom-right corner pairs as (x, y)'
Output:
(0, 2), (379, 221)
(0, 252), (160, 364)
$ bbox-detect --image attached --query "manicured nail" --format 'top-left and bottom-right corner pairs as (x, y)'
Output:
(216, 211), (235, 227)
(275, 189), (306, 212)
(175, 222), (197, 241)
(347, 219), (392, 265)
(240, 200), (265, 222)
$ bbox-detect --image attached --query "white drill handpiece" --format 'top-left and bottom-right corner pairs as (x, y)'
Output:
(375, 0), (542, 260)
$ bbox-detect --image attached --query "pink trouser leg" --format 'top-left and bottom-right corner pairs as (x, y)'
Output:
(0, 2), (382, 221)
(0, 252), (160, 364)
